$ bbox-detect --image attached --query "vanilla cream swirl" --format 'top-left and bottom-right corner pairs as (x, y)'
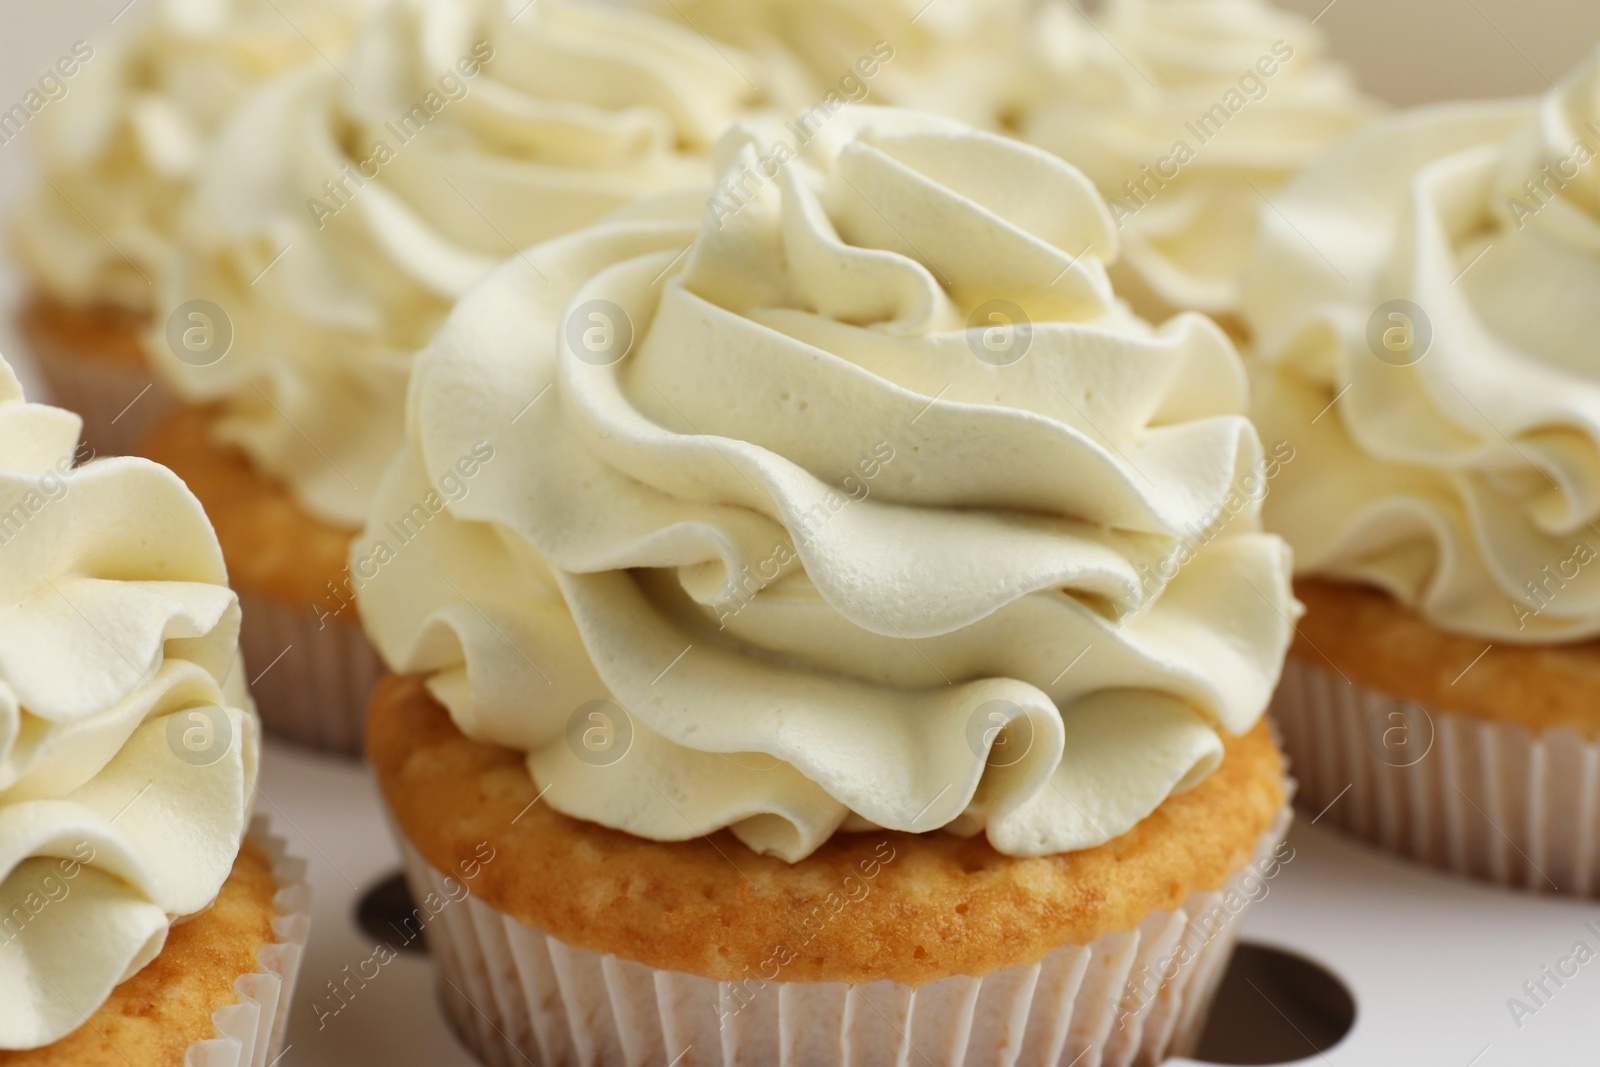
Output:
(9, 0), (376, 312)
(1019, 0), (1376, 321)
(356, 108), (1295, 862)
(634, 0), (1037, 126)
(149, 0), (766, 528)
(1245, 48), (1600, 642)
(0, 356), (257, 1050)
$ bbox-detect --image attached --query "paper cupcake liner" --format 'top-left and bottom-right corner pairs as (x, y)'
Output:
(396, 807), (1292, 1067)
(30, 342), (177, 458)
(1272, 656), (1600, 896)
(184, 815), (312, 1067)
(237, 588), (386, 758)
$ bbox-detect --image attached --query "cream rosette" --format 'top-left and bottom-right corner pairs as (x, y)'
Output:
(1244, 45), (1600, 642)
(635, 0), (1038, 126)
(356, 108), (1295, 863)
(9, 0), (376, 312)
(151, 0), (765, 527)
(0, 356), (258, 1050)
(1020, 0), (1376, 321)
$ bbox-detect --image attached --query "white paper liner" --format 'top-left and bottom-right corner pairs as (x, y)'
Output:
(236, 588), (386, 757)
(28, 335), (177, 458)
(183, 816), (312, 1067)
(397, 807), (1292, 1067)
(1272, 656), (1600, 896)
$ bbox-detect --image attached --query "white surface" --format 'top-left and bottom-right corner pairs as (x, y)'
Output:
(254, 738), (1600, 1067)
(255, 740), (476, 1067)
(1185, 819), (1600, 1067)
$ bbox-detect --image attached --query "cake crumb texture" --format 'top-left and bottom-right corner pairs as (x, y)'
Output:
(1294, 579), (1600, 735)
(0, 840), (279, 1067)
(369, 674), (1286, 987)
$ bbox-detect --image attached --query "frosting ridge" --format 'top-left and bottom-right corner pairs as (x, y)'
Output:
(149, 0), (768, 527)
(0, 356), (257, 1050)
(1019, 0), (1377, 320)
(1244, 45), (1600, 641)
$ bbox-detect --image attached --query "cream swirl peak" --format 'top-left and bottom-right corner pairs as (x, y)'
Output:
(1244, 46), (1600, 642)
(356, 108), (1296, 863)
(1019, 0), (1377, 322)
(0, 355), (257, 1050)
(8, 0), (377, 312)
(149, 0), (768, 528)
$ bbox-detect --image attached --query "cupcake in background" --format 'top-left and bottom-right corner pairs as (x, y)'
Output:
(7, 0), (376, 455)
(1016, 0), (1378, 329)
(636, 0), (1039, 127)
(638, 0), (1378, 331)
(0, 354), (308, 1063)
(1244, 45), (1600, 894)
(359, 107), (1297, 1065)
(140, 0), (771, 754)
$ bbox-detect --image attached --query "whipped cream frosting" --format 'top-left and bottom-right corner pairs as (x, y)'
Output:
(636, 0), (1038, 126)
(149, 0), (767, 528)
(9, 0), (377, 312)
(1019, 0), (1377, 321)
(0, 355), (257, 1049)
(356, 108), (1296, 862)
(1245, 47), (1600, 643)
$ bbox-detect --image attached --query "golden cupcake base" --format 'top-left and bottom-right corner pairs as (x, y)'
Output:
(143, 407), (381, 756)
(0, 821), (310, 1067)
(16, 297), (175, 457)
(368, 674), (1291, 1066)
(1274, 579), (1600, 895)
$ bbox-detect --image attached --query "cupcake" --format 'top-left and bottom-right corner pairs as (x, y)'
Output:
(1244, 46), (1600, 893)
(140, 0), (772, 754)
(7, 0), (375, 455)
(358, 108), (1298, 1065)
(0, 355), (308, 1062)
(1015, 0), (1378, 328)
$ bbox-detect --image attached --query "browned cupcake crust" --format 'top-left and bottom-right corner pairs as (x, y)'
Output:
(369, 674), (1287, 987)
(1294, 579), (1600, 736)
(16, 296), (147, 372)
(0, 841), (280, 1067)
(143, 406), (354, 609)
